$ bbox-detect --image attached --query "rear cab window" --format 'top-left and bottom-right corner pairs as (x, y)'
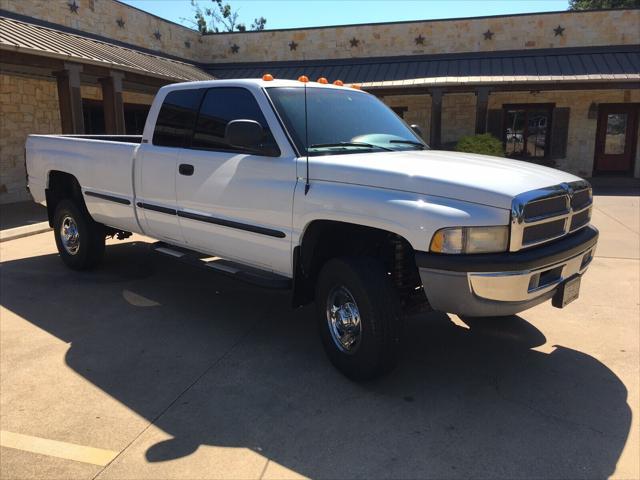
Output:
(152, 88), (204, 148)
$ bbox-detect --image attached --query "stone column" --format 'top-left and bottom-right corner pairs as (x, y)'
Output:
(429, 89), (443, 148)
(475, 87), (491, 134)
(99, 71), (126, 135)
(54, 63), (84, 134)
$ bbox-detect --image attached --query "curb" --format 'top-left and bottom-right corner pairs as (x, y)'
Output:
(0, 222), (52, 243)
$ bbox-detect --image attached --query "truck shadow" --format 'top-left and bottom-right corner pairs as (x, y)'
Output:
(0, 240), (631, 478)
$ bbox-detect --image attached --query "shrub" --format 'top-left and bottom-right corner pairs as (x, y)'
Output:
(455, 133), (504, 157)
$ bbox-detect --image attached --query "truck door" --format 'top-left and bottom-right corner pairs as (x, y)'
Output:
(136, 88), (204, 243)
(175, 86), (295, 276)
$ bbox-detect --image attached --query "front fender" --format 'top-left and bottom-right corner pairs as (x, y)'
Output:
(293, 181), (510, 252)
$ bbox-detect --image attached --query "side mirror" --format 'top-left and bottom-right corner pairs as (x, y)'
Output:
(225, 119), (264, 150)
(410, 124), (424, 139)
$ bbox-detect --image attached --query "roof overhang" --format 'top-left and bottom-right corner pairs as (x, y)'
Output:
(0, 14), (212, 83)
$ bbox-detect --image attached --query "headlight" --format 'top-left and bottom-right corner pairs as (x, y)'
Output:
(430, 226), (509, 254)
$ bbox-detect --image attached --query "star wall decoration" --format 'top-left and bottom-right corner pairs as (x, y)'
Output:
(184, 40), (191, 48)
(553, 25), (565, 36)
(483, 29), (494, 40)
(67, 1), (79, 14)
(414, 34), (425, 45)
(153, 30), (162, 40)
(116, 18), (125, 28)
(230, 43), (240, 54)
(288, 41), (298, 51)
(349, 37), (360, 48)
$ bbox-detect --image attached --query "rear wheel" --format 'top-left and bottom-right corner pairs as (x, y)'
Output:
(315, 257), (403, 380)
(53, 199), (105, 270)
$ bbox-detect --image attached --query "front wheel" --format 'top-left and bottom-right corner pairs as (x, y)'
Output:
(53, 199), (105, 270)
(315, 257), (403, 380)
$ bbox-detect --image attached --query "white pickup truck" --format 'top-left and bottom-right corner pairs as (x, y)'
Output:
(26, 78), (598, 379)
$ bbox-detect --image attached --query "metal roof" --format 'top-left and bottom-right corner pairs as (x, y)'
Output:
(0, 15), (212, 82)
(204, 45), (640, 89)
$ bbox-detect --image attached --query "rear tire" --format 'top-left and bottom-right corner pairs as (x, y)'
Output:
(315, 257), (403, 380)
(53, 199), (105, 270)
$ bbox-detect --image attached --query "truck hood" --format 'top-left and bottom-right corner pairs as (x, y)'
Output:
(308, 150), (583, 209)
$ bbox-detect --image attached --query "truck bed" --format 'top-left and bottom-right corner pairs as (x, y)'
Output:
(26, 134), (142, 234)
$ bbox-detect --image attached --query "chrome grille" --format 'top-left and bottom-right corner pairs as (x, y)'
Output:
(510, 181), (592, 251)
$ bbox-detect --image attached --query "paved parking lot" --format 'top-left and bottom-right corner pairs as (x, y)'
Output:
(1, 193), (638, 479)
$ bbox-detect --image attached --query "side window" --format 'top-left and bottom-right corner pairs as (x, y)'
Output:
(153, 89), (204, 148)
(192, 87), (280, 156)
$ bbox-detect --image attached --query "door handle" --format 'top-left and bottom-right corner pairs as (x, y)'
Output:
(179, 164), (194, 176)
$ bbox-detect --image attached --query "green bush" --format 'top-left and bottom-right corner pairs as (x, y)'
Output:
(455, 133), (504, 157)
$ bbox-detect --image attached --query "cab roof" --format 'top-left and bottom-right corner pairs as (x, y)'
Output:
(162, 78), (366, 93)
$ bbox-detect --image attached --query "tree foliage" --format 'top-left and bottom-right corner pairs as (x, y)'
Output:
(190, 0), (266, 33)
(455, 134), (505, 157)
(568, 0), (640, 9)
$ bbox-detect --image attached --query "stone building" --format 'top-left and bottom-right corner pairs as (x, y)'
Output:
(1, 0), (639, 204)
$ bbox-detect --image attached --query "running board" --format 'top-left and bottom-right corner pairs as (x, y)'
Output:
(150, 242), (292, 290)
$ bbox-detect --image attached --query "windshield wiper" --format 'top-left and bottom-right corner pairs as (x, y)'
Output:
(389, 139), (427, 149)
(309, 142), (393, 151)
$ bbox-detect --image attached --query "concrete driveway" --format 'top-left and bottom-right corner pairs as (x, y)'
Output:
(1, 193), (638, 479)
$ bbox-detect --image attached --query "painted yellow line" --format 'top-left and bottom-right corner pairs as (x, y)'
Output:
(0, 430), (118, 466)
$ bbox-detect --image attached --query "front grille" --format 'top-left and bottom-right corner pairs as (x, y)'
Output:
(510, 181), (593, 251)
(523, 196), (568, 220)
(522, 219), (566, 244)
(571, 188), (592, 210)
(570, 208), (591, 231)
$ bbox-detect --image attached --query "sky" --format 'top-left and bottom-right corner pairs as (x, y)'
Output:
(119, 0), (571, 31)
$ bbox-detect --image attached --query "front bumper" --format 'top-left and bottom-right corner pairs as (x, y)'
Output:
(415, 225), (599, 317)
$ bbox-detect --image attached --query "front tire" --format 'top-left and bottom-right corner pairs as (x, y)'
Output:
(315, 257), (403, 380)
(53, 199), (105, 270)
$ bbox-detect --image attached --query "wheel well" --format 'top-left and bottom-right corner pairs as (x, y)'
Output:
(45, 171), (85, 227)
(292, 220), (427, 310)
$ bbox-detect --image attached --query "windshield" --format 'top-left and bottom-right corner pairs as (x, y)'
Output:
(266, 86), (428, 156)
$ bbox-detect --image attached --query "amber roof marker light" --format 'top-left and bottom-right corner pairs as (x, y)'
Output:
(298, 75), (309, 83)
(333, 80), (344, 86)
(317, 77), (328, 84)
(351, 84), (361, 90)
(262, 73), (274, 81)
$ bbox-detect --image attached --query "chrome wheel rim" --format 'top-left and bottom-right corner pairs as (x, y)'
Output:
(326, 286), (362, 354)
(60, 215), (80, 255)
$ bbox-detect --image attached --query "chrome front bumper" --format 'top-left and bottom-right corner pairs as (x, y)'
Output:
(416, 225), (598, 317)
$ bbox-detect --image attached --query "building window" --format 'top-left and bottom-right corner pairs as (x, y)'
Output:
(391, 106), (408, 118)
(503, 104), (553, 159)
(83, 99), (150, 135)
(82, 99), (105, 134)
(124, 104), (150, 135)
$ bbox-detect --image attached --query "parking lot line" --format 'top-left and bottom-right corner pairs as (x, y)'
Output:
(0, 430), (118, 466)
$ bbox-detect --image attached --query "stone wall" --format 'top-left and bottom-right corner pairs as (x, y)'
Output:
(383, 94), (431, 141)
(488, 89), (640, 177)
(80, 85), (155, 104)
(0, 0), (202, 60)
(442, 94), (477, 145)
(203, 9), (640, 63)
(0, 73), (61, 203)
(2, 3), (638, 65)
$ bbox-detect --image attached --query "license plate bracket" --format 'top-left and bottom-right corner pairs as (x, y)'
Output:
(552, 274), (581, 308)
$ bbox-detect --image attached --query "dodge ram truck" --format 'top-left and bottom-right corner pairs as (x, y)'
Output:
(25, 78), (599, 379)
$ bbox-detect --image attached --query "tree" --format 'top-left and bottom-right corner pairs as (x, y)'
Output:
(189, 0), (267, 33)
(568, 0), (640, 9)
